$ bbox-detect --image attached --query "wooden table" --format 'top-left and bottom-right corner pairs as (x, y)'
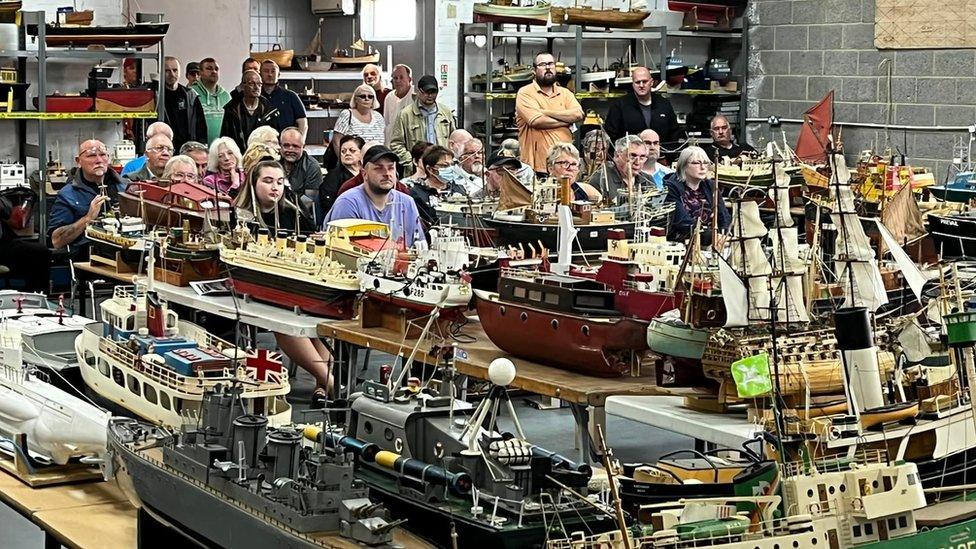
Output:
(319, 316), (670, 462)
(0, 473), (136, 548)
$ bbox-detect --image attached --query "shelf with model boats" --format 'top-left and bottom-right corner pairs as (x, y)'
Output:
(0, 48), (160, 60)
(276, 70), (371, 81)
(461, 23), (741, 40)
(0, 111), (158, 120)
(467, 88), (738, 101)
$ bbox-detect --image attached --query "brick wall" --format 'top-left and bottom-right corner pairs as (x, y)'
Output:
(747, 0), (973, 179)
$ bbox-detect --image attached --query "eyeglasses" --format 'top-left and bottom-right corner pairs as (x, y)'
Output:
(553, 160), (580, 170)
(148, 145), (174, 154)
(535, 61), (556, 68)
(628, 153), (649, 161)
(688, 160), (713, 167)
(169, 172), (197, 182)
(461, 149), (484, 158)
(242, 81), (261, 88)
(711, 125), (730, 132)
(357, 94), (375, 100)
(81, 148), (109, 157)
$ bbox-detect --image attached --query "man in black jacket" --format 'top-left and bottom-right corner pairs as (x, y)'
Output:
(220, 69), (277, 153)
(161, 57), (208, 151)
(604, 66), (681, 147)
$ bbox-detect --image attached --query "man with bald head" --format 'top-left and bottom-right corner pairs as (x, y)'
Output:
(448, 129), (473, 157)
(604, 66), (680, 146)
(638, 129), (673, 188)
(362, 63), (391, 115)
(49, 140), (126, 251)
(125, 134), (173, 182)
(121, 121), (173, 176)
(280, 126), (323, 222)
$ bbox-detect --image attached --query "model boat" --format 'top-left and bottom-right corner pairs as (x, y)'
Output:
(120, 180), (233, 230)
(0, 327), (109, 469)
(26, 21), (169, 48)
(358, 227), (474, 316)
(327, 357), (618, 549)
(106, 384), (405, 548)
(322, 219), (400, 270)
(153, 225), (222, 287)
(929, 209), (976, 257)
(75, 285), (291, 429)
(930, 170), (976, 203)
(550, 2), (648, 29)
(110, 139), (136, 173)
(0, 162), (25, 190)
(473, 0), (551, 26)
(0, 291), (96, 384)
(330, 38), (380, 70)
(85, 211), (152, 271)
(220, 227), (360, 319)
(42, 150), (70, 196)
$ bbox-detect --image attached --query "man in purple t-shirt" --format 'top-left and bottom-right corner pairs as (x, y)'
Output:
(323, 145), (426, 247)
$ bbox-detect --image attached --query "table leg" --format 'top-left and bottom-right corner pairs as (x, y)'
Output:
(43, 532), (60, 549)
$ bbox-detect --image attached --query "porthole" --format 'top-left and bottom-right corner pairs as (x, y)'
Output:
(581, 325), (590, 336)
(551, 319), (559, 330)
(364, 421), (373, 434)
(520, 312), (528, 322)
(384, 427), (395, 441)
(499, 306), (506, 316)
(828, 486), (835, 495)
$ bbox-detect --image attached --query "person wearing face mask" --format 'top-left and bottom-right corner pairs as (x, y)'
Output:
(321, 135), (364, 217)
(49, 140), (126, 253)
(587, 134), (654, 206)
(409, 146), (468, 230)
(235, 159), (333, 407)
(664, 145), (729, 247)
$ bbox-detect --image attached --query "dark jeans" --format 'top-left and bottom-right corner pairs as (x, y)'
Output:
(0, 236), (52, 293)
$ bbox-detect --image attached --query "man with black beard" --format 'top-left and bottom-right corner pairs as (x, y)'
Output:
(515, 51), (583, 173)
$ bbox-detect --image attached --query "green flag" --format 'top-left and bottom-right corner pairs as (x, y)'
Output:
(731, 352), (773, 398)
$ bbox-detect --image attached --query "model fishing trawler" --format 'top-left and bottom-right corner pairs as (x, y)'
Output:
(74, 284), (292, 429)
(550, 0), (648, 29)
(86, 210), (153, 271)
(153, 224), (222, 287)
(0, 291), (95, 384)
(107, 384), (408, 549)
(476, 207), (650, 377)
(325, 355), (618, 549)
(358, 227), (474, 316)
(0, 326), (110, 472)
(220, 226), (360, 319)
(120, 179), (233, 230)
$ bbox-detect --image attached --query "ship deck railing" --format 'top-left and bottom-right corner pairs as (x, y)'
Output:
(131, 446), (324, 544)
(780, 448), (889, 478)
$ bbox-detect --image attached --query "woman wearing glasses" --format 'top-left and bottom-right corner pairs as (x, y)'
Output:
(664, 145), (730, 247)
(331, 84), (386, 159)
(161, 155), (201, 185)
(546, 143), (602, 203)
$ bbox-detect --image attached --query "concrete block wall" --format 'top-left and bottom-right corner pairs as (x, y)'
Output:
(747, 0), (973, 180)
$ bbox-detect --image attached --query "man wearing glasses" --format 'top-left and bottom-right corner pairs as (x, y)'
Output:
(390, 75), (457, 167)
(125, 134), (174, 182)
(587, 135), (654, 206)
(515, 52), (583, 173)
(49, 140), (126, 253)
(705, 113), (754, 161)
(638, 129), (673, 188)
(220, 69), (277, 152)
(604, 66), (680, 148)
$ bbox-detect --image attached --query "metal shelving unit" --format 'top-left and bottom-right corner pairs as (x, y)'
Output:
(457, 21), (747, 154)
(3, 10), (165, 235)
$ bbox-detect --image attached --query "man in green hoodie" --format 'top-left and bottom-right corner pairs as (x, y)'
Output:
(190, 57), (231, 144)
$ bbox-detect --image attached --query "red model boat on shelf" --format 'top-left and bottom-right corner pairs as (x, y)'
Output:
(120, 180), (233, 230)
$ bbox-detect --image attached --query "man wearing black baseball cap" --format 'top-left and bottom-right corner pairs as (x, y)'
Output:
(185, 61), (201, 86)
(390, 74), (456, 168)
(323, 145), (426, 247)
(474, 154), (525, 199)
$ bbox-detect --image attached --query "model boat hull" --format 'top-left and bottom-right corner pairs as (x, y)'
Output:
(482, 217), (635, 252)
(929, 212), (976, 258)
(550, 6), (647, 29)
(472, 2), (551, 26)
(226, 263), (357, 320)
(28, 23), (169, 48)
(646, 318), (709, 359)
(474, 290), (648, 377)
(930, 185), (976, 203)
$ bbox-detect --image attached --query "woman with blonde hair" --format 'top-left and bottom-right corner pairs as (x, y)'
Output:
(663, 145), (729, 247)
(246, 125), (281, 151)
(161, 155), (199, 183)
(545, 143), (602, 203)
(331, 83), (385, 157)
(202, 137), (244, 195)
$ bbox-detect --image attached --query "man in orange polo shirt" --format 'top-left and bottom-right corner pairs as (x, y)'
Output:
(515, 52), (584, 173)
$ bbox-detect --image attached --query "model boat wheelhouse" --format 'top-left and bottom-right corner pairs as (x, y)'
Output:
(0, 291), (96, 378)
(75, 285), (291, 429)
(120, 180), (233, 230)
(220, 227), (360, 319)
(322, 219), (399, 270)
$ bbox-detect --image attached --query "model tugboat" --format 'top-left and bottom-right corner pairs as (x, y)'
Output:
(106, 384), (406, 549)
(120, 180), (233, 230)
(358, 227), (474, 316)
(0, 291), (96, 386)
(326, 357), (618, 549)
(220, 227), (360, 319)
(85, 211), (152, 272)
(0, 326), (110, 471)
(75, 285), (291, 429)
(153, 225), (222, 286)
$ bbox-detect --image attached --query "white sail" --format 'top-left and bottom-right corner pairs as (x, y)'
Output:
(769, 164), (794, 228)
(730, 200), (767, 239)
(719, 256), (749, 328)
(776, 275), (810, 323)
(748, 275), (772, 321)
(875, 219), (928, 303)
(836, 260), (889, 312)
(769, 227), (805, 274)
(731, 238), (773, 276)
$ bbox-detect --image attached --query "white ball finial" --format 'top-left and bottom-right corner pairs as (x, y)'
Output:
(488, 357), (516, 386)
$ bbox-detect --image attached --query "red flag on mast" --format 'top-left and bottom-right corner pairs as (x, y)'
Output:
(795, 91), (834, 164)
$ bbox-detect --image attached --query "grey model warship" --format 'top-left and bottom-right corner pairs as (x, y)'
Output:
(107, 384), (407, 548)
(324, 355), (619, 549)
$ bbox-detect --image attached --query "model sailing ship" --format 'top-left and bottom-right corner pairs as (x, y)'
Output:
(75, 284), (291, 429)
(326, 356), (617, 548)
(107, 384), (405, 549)
(220, 226), (360, 319)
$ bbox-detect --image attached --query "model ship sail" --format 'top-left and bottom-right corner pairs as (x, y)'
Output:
(496, 168), (533, 212)
(795, 90), (833, 164)
(768, 164), (810, 324)
(830, 153), (888, 313)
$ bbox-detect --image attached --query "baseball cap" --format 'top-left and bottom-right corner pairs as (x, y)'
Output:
(486, 154), (521, 170)
(417, 75), (439, 93)
(363, 145), (399, 165)
(186, 62), (201, 74)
